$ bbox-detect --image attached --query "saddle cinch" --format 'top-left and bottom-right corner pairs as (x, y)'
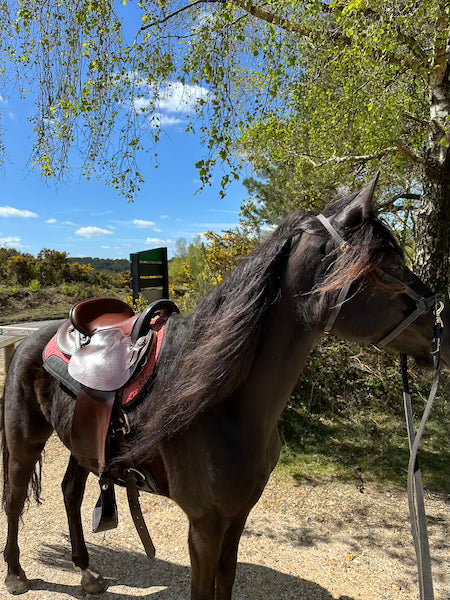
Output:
(43, 297), (179, 556)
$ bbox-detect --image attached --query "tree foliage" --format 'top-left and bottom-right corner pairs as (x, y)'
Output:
(1, 1), (450, 285)
(0, 246), (128, 287)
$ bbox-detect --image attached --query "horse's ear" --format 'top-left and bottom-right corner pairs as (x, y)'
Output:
(335, 173), (379, 228)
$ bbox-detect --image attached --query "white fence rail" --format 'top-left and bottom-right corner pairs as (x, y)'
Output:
(0, 322), (57, 374)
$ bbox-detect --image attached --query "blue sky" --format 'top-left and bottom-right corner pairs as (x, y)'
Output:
(0, 5), (250, 260)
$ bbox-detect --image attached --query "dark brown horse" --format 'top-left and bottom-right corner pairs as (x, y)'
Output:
(2, 179), (449, 598)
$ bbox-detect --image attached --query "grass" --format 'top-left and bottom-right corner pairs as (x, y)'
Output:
(277, 401), (450, 494)
(0, 285), (126, 325)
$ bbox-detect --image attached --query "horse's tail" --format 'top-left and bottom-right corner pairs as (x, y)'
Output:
(1, 380), (9, 510)
(1, 350), (44, 510)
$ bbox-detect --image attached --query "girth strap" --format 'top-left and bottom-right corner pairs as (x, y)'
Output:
(113, 423), (156, 558)
(125, 467), (156, 558)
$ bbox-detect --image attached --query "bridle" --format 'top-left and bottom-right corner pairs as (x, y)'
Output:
(316, 213), (445, 600)
(316, 213), (444, 348)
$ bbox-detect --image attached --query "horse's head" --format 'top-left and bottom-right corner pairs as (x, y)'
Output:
(291, 177), (450, 370)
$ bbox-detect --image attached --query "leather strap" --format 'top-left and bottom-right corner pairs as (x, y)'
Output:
(323, 282), (352, 332)
(125, 468), (156, 558)
(316, 214), (352, 332)
(376, 302), (431, 349)
(400, 335), (442, 600)
(114, 425), (156, 558)
(70, 388), (115, 469)
(316, 213), (347, 248)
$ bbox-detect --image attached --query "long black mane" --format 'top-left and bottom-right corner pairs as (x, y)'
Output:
(124, 194), (401, 465)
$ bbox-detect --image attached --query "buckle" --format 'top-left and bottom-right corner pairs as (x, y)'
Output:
(435, 297), (445, 328)
(111, 412), (131, 436)
(124, 467), (146, 483)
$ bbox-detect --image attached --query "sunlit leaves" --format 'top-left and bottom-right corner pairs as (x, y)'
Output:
(0, 0), (446, 206)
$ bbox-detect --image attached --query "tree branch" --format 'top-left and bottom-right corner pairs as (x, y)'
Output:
(140, 1), (423, 73)
(294, 146), (397, 168)
(396, 143), (427, 166)
(141, 0), (312, 35)
(141, 0), (213, 30)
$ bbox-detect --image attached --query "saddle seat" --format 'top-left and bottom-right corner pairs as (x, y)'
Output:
(70, 297), (137, 337)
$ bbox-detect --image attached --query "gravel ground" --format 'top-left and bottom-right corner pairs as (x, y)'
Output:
(0, 434), (449, 600)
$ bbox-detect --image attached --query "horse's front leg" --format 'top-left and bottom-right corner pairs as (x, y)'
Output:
(188, 515), (227, 600)
(62, 455), (107, 594)
(214, 509), (250, 600)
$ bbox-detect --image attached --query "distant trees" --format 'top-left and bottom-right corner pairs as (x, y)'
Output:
(69, 257), (131, 274)
(0, 248), (128, 287)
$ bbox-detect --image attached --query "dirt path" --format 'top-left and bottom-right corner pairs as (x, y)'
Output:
(0, 435), (448, 600)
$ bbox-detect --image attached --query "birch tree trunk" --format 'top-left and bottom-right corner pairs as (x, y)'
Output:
(416, 166), (450, 292)
(415, 10), (450, 294)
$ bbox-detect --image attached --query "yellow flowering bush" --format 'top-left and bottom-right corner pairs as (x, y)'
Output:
(179, 227), (259, 312)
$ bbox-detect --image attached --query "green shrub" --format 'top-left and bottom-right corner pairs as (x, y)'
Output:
(29, 279), (41, 292)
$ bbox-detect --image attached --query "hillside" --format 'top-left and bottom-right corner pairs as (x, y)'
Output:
(69, 257), (130, 273)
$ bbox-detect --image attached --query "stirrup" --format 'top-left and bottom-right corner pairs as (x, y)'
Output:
(92, 475), (118, 533)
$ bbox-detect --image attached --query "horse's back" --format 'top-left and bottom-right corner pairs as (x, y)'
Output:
(3, 321), (63, 431)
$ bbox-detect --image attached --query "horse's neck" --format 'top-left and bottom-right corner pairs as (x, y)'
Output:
(241, 291), (321, 431)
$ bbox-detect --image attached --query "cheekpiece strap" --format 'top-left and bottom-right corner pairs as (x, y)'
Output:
(316, 214), (351, 333)
(316, 214), (347, 249)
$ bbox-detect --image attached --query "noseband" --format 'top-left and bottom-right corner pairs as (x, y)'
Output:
(316, 213), (445, 600)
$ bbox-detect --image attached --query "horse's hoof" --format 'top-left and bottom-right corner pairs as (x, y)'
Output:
(5, 572), (31, 595)
(80, 569), (107, 594)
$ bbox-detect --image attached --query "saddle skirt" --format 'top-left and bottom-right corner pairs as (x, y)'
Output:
(57, 319), (153, 391)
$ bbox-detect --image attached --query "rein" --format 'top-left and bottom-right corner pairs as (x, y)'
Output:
(317, 213), (445, 600)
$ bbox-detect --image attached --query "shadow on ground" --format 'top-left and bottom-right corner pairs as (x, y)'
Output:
(35, 540), (354, 600)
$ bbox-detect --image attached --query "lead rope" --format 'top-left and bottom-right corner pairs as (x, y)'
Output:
(399, 298), (444, 600)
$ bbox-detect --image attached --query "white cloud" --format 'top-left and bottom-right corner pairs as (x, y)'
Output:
(145, 237), (174, 246)
(0, 95), (7, 105)
(0, 236), (23, 248)
(0, 206), (39, 218)
(106, 225), (115, 230)
(132, 81), (210, 128)
(133, 97), (152, 114)
(132, 219), (156, 228)
(62, 221), (76, 226)
(46, 218), (57, 224)
(153, 227), (162, 232)
(156, 82), (210, 114)
(159, 215), (169, 219)
(149, 113), (183, 129)
(75, 226), (114, 239)
(8, 112), (16, 120)
(101, 245), (111, 249)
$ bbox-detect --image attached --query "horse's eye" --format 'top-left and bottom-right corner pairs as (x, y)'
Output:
(389, 262), (404, 275)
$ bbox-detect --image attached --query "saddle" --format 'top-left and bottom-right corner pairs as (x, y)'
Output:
(58, 297), (156, 391)
(43, 297), (180, 556)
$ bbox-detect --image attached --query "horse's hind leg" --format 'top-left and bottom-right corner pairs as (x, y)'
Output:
(3, 418), (52, 594)
(62, 455), (106, 594)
